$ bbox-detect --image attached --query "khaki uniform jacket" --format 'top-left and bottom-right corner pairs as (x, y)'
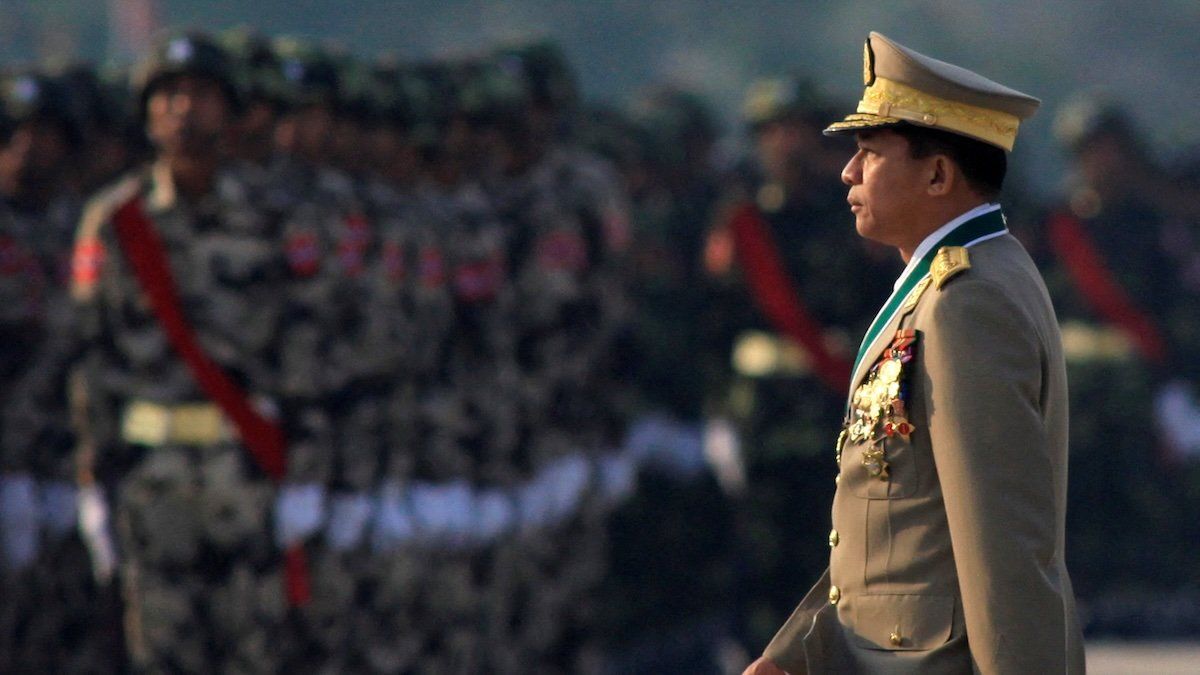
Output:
(763, 232), (1086, 674)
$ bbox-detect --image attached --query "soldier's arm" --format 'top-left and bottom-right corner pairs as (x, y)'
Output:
(922, 278), (1071, 674)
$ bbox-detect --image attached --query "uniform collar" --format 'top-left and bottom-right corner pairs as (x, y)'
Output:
(893, 202), (1000, 292)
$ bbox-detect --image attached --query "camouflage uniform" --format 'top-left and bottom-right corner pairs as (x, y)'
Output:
(0, 72), (123, 673)
(477, 141), (630, 672)
(65, 32), (337, 671)
(70, 158), (336, 673)
(0, 191), (118, 673)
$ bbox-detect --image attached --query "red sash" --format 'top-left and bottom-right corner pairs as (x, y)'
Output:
(1047, 211), (1167, 365)
(112, 196), (311, 607)
(729, 201), (852, 392)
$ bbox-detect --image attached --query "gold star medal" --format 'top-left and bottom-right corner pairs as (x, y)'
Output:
(862, 444), (889, 480)
(877, 358), (902, 384)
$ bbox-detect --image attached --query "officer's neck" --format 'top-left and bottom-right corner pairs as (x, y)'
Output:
(896, 194), (991, 263)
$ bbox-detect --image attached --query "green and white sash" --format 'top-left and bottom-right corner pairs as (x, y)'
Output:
(848, 208), (1009, 398)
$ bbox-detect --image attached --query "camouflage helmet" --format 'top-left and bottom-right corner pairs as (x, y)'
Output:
(131, 31), (241, 116)
(331, 51), (385, 123)
(218, 25), (290, 109)
(0, 70), (83, 147)
(456, 56), (531, 127)
(1053, 91), (1140, 154)
(371, 60), (436, 136)
(741, 75), (825, 131)
(271, 36), (340, 110)
(628, 86), (718, 168)
(408, 60), (458, 148)
(491, 40), (577, 111)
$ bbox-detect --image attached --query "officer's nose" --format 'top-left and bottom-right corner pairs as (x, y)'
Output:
(841, 150), (863, 186)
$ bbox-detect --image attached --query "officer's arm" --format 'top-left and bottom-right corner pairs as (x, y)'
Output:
(922, 278), (1069, 674)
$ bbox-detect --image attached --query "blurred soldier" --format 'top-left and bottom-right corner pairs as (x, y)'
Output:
(218, 26), (290, 170)
(69, 32), (333, 672)
(391, 43), (630, 671)
(1037, 96), (1200, 599)
(240, 36), (388, 669)
(0, 69), (115, 673)
(587, 86), (746, 672)
(700, 75), (902, 653)
(623, 86), (725, 419)
(52, 62), (145, 195)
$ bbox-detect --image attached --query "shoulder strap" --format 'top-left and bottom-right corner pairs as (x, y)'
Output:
(111, 196), (287, 477)
(110, 195), (311, 606)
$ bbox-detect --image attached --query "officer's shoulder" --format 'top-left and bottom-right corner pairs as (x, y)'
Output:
(932, 237), (1033, 294)
(931, 245), (971, 290)
(926, 239), (1040, 321)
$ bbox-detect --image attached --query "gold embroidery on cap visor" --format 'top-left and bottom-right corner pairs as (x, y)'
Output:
(824, 76), (1022, 151)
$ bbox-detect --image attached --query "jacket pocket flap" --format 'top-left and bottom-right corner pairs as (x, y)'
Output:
(848, 593), (954, 651)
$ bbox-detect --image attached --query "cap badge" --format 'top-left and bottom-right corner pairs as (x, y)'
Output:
(167, 38), (194, 63)
(12, 77), (39, 104)
(863, 39), (876, 86)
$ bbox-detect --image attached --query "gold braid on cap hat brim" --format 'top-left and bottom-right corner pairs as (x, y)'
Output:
(825, 76), (1022, 151)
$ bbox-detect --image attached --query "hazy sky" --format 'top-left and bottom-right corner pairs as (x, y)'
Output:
(4, 0), (1198, 195)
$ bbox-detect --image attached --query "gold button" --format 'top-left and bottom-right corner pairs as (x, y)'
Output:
(828, 585), (841, 605)
(890, 630), (903, 647)
(828, 529), (839, 547)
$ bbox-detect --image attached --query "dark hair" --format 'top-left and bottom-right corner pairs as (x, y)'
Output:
(891, 122), (1007, 200)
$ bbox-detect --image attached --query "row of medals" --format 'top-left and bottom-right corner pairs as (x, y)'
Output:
(837, 330), (918, 480)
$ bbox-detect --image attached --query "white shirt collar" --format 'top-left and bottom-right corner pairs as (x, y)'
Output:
(892, 203), (1002, 291)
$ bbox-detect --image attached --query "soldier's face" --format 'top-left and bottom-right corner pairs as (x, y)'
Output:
(842, 130), (931, 249)
(145, 74), (231, 157)
(755, 118), (817, 184)
(0, 119), (70, 198)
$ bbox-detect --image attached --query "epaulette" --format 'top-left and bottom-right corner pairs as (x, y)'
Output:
(931, 246), (971, 290)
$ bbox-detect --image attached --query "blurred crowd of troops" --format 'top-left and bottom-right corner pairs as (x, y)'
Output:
(3, 26), (1200, 673)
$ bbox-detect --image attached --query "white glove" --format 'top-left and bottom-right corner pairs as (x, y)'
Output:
(704, 417), (747, 496)
(1155, 381), (1200, 459)
(441, 481), (475, 546)
(624, 415), (676, 464)
(78, 484), (117, 584)
(1, 473), (41, 570)
(41, 480), (78, 540)
(624, 414), (707, 478)
(541, 453), (590, 524)
(325, 491), (373, 552)
(516, 472), (555, 531)
(273, 483), (327, 548)
(410, 480), (474, 545)
(596, 452), (636, 506)
(371, 480), (414, 553)
(473, 488), (515, 543)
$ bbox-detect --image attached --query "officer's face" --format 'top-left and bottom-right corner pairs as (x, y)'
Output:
(842, 130), (930, 249)
(145, 74), (231, 157)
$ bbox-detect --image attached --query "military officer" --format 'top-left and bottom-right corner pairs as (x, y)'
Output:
(746, 33), (1085, 674)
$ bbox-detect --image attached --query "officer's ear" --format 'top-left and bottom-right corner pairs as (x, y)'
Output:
(925, 153), (956, 197)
